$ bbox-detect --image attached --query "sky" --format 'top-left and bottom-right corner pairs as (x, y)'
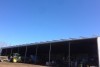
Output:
(0, 0), (100, 46)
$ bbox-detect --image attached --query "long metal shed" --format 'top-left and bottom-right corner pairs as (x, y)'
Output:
(1, 37), (100, 67)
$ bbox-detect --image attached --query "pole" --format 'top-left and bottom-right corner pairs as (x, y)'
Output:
(49, 43), (51, 64)
(18, 47), (19, 53)
(6, 49), (7, 56)
(68, 42), (71, 67)
(10, 48), (13, 56)
(35, 45), (38, 64)
(24, 46), (27, 63)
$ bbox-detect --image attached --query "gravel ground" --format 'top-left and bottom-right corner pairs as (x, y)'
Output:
(0, 62), (47, 67)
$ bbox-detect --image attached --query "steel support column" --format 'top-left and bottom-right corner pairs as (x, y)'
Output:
(68, 42), (71, 67)
(10, 48), (13, 56)
(49, 43), (51, 64)
(17, 47), (19, 53)
(6, 49), (7, 56)
(35, 45), (38, 64)
(24, 46), (27, 63)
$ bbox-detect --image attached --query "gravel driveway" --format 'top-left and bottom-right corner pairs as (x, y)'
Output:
(0, 62), (47, 67)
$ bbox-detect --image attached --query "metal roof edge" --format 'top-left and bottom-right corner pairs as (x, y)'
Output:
(1, 36), (98, 49)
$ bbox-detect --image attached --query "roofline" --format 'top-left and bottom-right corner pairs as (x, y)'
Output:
(1, 37), (98, 49)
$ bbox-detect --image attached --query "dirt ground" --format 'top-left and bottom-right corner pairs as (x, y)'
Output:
(0, 62), (47, 67)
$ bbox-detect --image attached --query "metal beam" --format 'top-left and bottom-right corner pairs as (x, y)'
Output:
(68, 42), (71, 67)
(35, 45), (38, 64)
(6, 49), (7, 56)
(24, 46), (27, 63)
(17, 47), (19, 53)
(49, 43), (51, 64)
(10, 48), (13, 56)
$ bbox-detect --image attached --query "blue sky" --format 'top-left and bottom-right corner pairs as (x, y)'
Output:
(0, 0), (100, 45)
